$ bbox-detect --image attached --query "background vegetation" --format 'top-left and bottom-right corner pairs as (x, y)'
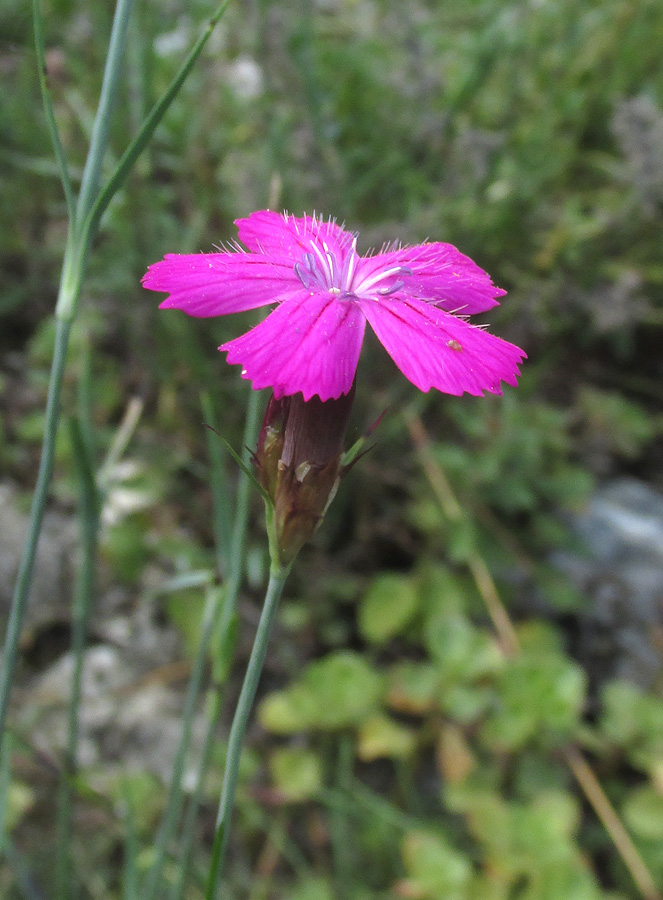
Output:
(2, 0), (663, 897)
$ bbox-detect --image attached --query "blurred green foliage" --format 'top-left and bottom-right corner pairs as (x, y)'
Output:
(2, 0), (663, 896)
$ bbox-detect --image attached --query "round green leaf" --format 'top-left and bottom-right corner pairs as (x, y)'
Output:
(358, 573), (420, 644)
(269, 747), (323, 802)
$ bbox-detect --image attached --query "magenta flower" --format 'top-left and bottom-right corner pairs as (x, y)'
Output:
(143, 210), (525, 401)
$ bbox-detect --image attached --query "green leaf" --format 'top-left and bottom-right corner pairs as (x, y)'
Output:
(357, 714), (417, 761)
(269, 747), (323, 802)
(259, 651), (383, 733)
(481, 652), (586, 750)
(166, 591), (206, 659)
(387, 661), (440, 715)
(426, 611), (502, 683)
(401, 830), (472, 900)
(624, 786), (663, 839)
(357, 572), (420, 644)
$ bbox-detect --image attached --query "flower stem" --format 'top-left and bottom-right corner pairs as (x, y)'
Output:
(0, 317), (72, 747)
(205, 561), (291, 900)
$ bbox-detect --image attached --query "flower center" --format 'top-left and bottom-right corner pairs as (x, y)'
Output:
(294, 239), (412, 301)
(294, 239), (359, 299)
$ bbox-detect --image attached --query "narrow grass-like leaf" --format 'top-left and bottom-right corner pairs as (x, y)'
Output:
(122, 782), (140, 900)
(202, 391), (232, 576)
(75, 0), (135, 225)
(32, 0), (76, 223)
(55, 417), (101, 900)
(141, 585), (226, 900)
(83, 0), (231, 246)
(0, 318), (72, 748)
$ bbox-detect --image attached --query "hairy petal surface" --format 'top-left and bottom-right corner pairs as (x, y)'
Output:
(220, 292), (366, 401)
(236, 210), (354, 267)
(142, 253), (299, 317)
(360, 295), (525, 396)
(355, 243), (505, 314)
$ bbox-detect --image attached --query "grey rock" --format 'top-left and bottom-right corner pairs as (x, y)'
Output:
(555, 478), (663, 689)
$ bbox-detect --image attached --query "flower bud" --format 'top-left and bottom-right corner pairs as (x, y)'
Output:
(255, 385), (355, 566)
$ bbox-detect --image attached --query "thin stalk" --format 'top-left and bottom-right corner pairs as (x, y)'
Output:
(565, 746), (661, 900)
(32, 0), (75, 222)
(202, 391), (233, 576)
(75, 0), (135, 225)
(0, 733), (11, 851)
(404, 409), (519, 655)
(142, 584), (226, 900)
(122, 783), (140, 900)
(170, 388), (262, 900)
(2, 0), (232, 758)
(218, 388), (263, 640)
(82, 0), (231, 248)
(55, 418), (101, 900)
(329, 736), (355, 894)
(205, 561), (291, 900)
(169, 688), (223, 900)
(0, 318), (72, 750)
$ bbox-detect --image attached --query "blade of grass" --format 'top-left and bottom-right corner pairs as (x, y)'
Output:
(32, 0), (76, 223)
(74, 0), (135, 226)
(202, 391), (233, 577)
(0, 733), (11, 852)
(55, 417), (101, 900)
(122, 782), (140, 900)
(169, 389), (262, 900)
(0, 317), (72, 750)
(1, 0), (230, 761)
(82, 0), (231, 249)
(141, 584), (227, 900)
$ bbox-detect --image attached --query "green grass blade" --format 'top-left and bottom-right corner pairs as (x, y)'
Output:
(0, 319), (72, 749)
(32, 0), (76, 224)
(55, 417), (101, 900)
(75, 0), (135, 226)
(83, 0), (231, 246)
(202, 391), (233, 577)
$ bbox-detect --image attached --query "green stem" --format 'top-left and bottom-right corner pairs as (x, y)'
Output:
(201, 391), (233, 577)
(142, 584), (226, 900)
(55, 418), (101, 900)
(170, 388), (262, 900)
(32, 0), (76, 223)
(82, 0), (231, 250)
(0, 318), (72, 750)
(169, 687), (223, 900)
(205, 563), (291, 900)
(219, 388), (263, 632)
(75, 0), (135, 226)
(0, 733), (12, 851)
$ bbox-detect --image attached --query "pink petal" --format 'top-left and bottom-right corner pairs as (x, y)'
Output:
(359, 296), (525, 396)
(220, 291), (366, 401)
(354, 243), (505, 314)
(236, 210), (355, 266)
(142, 253), (300, 317)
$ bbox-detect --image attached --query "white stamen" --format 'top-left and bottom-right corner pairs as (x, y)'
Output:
(355, 265), (411, 294)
